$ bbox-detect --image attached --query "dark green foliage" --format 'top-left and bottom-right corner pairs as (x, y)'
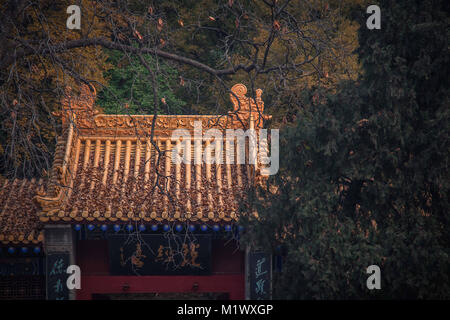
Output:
(241, 0), (449, 299)
(96, 50), (186, 115)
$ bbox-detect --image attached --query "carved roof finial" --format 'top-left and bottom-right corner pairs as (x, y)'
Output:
(62, 84), (96, 113)
(59, 84), (98, 128)
(229, 83), (270, 127)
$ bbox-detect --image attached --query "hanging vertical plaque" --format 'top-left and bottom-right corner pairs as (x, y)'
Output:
(46, 252), (70, 300)
(249, 252), (272, 300)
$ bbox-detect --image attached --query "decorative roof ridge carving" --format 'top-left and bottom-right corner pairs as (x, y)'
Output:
(33, 120), (76, 213)
(52, 84), (99, 129)
(228, 83), (271, 127)
(52, 83), (270, 134)
(32, 83), (272, 220)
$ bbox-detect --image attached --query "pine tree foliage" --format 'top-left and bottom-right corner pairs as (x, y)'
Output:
(241, 0), (449, 299)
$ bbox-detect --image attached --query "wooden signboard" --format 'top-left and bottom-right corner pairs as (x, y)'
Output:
(249, 252), (272, 300)
(108, 234), (212, 276)
(46, 252), (70, 300)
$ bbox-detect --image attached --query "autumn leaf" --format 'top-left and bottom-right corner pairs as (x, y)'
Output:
(160, 38), (166, 47)
(273, 20), (281, 30)
(157, 18), (163, 31)
(148, 6), (153, 15)
(178, 19), (184, 27)
(133, 29), (143, 40)
(357, 119), (369, 127)
(208, 16), (216, 21)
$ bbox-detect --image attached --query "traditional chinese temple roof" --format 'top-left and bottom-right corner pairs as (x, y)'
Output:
(31, 83), (271, 225)
(0, 179), (45, 245)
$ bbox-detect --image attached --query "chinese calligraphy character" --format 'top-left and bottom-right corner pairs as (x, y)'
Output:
(255, 258), (267, 278)
(131, 243), (146, 269)
(155, 245), (174, 264)
(180, 243), (201, 268)
(155, 245), (165, 262)
(49, 258), (64, 275)
(166, 249), (174, 263)
(189, 243), (200, 267)
(255, 279), (266, 295)
(54, 278), (64, 294)
(181, 244), (189, 267)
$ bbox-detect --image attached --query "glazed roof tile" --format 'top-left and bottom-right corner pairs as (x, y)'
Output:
(0, 179), (44, 245)
(32, 83), (270, 224)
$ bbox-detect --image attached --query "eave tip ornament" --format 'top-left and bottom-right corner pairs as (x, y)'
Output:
(229, 83), (271, 127)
